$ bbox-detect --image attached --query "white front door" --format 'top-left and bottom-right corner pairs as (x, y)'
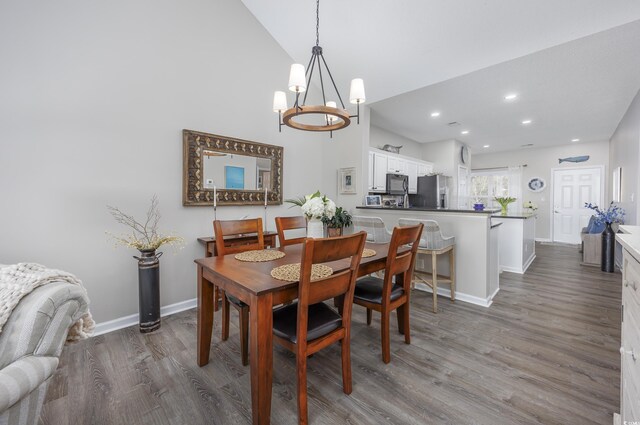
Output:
(552, 167), (602, 244)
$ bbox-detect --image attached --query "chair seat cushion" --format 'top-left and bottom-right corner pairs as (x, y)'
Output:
(354, 276), (404, 304)
(225, 294), (247, 308)
(272, 302), (342, 344)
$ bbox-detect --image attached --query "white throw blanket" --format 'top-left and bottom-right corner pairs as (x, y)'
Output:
(0, 263), (95, 342)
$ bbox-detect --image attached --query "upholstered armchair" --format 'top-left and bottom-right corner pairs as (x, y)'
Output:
(0, 281), (90, 424)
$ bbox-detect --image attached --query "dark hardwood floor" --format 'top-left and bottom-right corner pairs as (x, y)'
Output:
(41, 243), (622, 424)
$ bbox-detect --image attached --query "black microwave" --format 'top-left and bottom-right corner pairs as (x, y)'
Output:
(386, 173), (408, 195)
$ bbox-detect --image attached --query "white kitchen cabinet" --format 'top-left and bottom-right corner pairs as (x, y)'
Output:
(372, 153), (387, 192)
(387, 157), (401, 173)
(406, 161), (418, 194)
(418, 163), (431, 176)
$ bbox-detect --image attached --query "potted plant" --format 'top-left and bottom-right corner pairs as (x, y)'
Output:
(323, 207), (353, 237)
(585, 202), (625, 272)
(523, 200), (538, 213)
(107, 195), (183, 333)
(495, 196), (516, 215)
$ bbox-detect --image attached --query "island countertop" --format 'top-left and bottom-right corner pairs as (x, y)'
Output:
(491, 212), (537, 219)
(356, 206), (500, 214)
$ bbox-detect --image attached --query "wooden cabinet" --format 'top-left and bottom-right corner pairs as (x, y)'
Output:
(621, 246), (640, 422)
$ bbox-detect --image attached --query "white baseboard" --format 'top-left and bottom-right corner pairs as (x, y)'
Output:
(535, 238), (552, 243)
(522, 253), (536, 273)
(413, 282), (496, 308)
(500, 254), (536, 275)
(93, 298), (197, 336)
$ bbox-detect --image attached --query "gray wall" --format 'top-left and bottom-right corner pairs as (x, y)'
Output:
(609, 89), (640, 225)
(473, 141), (610, 240)
(0, 0), (328, 323)
(369, 125), (423, 159)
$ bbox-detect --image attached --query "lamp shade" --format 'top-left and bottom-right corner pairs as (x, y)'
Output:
(325, 101), (338, 123)
(349, 78), (366, 104)
(288, 64), (307, 92)
(273, 91), (288, 113)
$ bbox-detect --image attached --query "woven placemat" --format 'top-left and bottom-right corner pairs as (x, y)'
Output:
(234, 249), (285, 262)
(270, 263), (333, 282)
(362, 248), (376, 258)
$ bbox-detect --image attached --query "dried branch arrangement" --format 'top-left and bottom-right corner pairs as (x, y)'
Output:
(107, 195), (184, 251)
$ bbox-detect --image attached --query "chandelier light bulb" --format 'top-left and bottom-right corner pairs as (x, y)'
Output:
(325, 101), (338, 123)
(288, 64), (307, 93)
(349, 78), (366, 104)
(273, 91), (288, 113)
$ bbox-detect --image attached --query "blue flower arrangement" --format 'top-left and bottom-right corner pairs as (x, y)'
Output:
(584, 201), (625, 225)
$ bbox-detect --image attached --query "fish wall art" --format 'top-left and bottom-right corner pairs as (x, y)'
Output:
(559, 155), (589, 164)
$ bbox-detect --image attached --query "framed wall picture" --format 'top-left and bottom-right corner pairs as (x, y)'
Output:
(612, 167), (622, 202)
(225, 166), (245, 189)
(365, 195), (382, 206)
(526, 177), (546, 192)
(339, 167), (357, 194)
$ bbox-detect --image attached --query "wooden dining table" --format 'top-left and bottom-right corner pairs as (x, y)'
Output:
(195, 241), (400, 425)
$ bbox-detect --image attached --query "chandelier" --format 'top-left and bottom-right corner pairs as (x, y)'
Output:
(272, 0), (365, 136)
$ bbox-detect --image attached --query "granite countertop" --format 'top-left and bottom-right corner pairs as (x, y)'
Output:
(356, 206), (501, 214)
(491, 212), (537, 219)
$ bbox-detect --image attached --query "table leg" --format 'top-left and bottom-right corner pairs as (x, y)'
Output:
(250, 293), (273, 425)
(197, 265), (214, 367)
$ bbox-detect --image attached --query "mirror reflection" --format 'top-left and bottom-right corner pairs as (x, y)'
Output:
(203, 150), (272, 191)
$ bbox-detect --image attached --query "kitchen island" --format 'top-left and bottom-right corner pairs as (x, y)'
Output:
(491, 212), (537, 274)
(355, 206), (501, 307)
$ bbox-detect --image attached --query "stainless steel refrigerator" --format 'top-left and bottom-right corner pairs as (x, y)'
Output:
(414, 175), (450, 208)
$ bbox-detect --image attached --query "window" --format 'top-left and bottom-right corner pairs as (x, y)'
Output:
(470, 170), (510, 207)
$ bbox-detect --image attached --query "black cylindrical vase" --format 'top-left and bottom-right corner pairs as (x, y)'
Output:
(601, 223), (616, 273)
(134, 249), (163, 333)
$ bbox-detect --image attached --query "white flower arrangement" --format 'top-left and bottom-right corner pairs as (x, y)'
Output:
(288, 190), (336, 220)
(523, 200), (538, 211)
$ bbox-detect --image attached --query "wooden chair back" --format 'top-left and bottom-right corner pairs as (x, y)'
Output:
(275, 216), (307, 247)
(383, 224), (424, 296)
(213, 218), (264, 256)
(297, 232), (367, 341)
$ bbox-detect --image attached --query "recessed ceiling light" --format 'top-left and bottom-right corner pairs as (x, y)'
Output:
(461, 130), (469, 135)
(521, 143), (534, 147)
(483, 145), (490, 148)
(521, 119), (532, 125)
(504, 93), (518, 101)
(430, 112), (440, 117)
(571, 138), (580, 142)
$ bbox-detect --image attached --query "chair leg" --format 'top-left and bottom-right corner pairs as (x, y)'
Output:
(239, 306), (249, 366)
(340, 335), (352, 394)
(366, 308), (372, 326)
(221, 291), (230, 341)
(297, 352), (309, 425)
(432, 252), (438, 313)
(402, 303), (410, 344)
(449, 247), (456, 302)
(213, 285), (220, 312)
(396, 306), (404, 335)
(381, 311), (391, 364)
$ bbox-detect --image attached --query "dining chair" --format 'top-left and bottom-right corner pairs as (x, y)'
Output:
(213, 217), (264, 366)
(398, 218), (456, 313)
(352, 215), (392, 243)
(272, 231), (367, 425)
(353, 223), (423, 364)
(275, 215), (307, 247)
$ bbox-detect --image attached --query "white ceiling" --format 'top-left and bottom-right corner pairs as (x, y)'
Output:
(241, 1), (640, 151)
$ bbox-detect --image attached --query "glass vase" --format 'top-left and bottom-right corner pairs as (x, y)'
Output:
(307, 218), (325, 239)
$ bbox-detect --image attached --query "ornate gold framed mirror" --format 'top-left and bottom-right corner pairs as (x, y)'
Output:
(182, 129), (283, 206)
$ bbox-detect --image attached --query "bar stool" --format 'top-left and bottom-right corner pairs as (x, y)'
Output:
(398, 218), (455, 313)
(352, 216), (392, 243)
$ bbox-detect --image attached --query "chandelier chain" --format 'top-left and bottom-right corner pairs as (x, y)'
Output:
(315, 0), (320, 46)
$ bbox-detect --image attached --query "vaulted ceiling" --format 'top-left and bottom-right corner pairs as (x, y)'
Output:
(241, 1), (640, 151)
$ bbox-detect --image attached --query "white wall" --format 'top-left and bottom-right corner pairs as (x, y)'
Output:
(473, 141), (610, 240)
(609, 89), (640, 225)
(421, 139), (470, 207)
(0, 0), (328, 323)
(369, 125), (423, 159)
